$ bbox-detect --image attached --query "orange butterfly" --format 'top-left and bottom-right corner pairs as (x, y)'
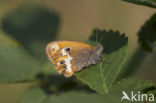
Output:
(46, 41), (103, 77)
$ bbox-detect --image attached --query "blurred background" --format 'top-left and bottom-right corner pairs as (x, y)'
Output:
(0, 0), (155, 103)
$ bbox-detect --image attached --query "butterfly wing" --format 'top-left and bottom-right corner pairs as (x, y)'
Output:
(46, 41), (97, 77)
(69, 46), (97, 71)
(46, 43), (64, 74)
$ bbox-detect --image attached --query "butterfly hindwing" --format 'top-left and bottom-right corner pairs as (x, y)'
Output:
(46, 41), (103, 77)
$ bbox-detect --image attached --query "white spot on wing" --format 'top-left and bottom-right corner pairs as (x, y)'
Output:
(50, 43), (59, 54)
(61, 48), (73, 73)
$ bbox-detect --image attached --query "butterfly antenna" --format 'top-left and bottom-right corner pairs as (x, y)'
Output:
(99, 34), (106, 45)
(96, 30), (99, 45)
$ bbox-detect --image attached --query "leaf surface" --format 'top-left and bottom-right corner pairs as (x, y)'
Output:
(137, 13), (156, 52)
(0, 33), (41, 83)
(75, 29), (128, 94)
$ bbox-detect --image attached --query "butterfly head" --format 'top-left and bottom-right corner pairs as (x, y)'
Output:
(96, 44), (103, 58)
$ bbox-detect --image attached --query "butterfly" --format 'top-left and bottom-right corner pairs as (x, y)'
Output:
(46, 41), (103, 77)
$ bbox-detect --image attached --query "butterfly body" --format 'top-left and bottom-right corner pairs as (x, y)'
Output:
(46, 41), (103, 77)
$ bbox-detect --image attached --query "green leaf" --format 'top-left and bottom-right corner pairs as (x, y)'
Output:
(112, 78), (155, 92)
(138, 13), (156, 52)
(0, 3), (60, 83)
(112, 78), (156, 103)
(0, 33), (41, 83)
(44, 90), (120, 103)
(21, 87), (117, 103)
(1, 3), (60, 61)
(122, 0), (156, 8)
(75, 29), (128, 94)
(116, 47), (150, 80)
(19, 86), (48, 103)
(19, 78), (155, 103)
(44, 78), (155, 103)
(113, 78), (156, 103)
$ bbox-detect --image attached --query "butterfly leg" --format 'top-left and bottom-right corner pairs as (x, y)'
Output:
(100, 55), (111, 64)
